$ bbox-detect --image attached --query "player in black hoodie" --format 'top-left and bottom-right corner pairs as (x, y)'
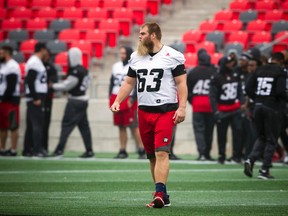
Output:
(209, 56), (244, 164)
(187, 50), (216, 160)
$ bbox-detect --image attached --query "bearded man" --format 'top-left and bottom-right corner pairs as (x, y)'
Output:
(110, 22), (187, 208)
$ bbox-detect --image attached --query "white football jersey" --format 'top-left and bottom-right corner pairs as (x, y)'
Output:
(25, 55), (48, 96)
(0, 59), (21, 97)
(111, 61), (130, 95)
(129, 45), (185, 107)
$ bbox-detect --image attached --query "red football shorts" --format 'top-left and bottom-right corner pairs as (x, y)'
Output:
(138, 109), (176, 158)
(110, 94), (138, 126)
(0, 102), (20, 130)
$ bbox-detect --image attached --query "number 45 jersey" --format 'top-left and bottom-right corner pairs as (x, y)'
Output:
(127, 45), (185, 113)
(245, 63), (286, 108)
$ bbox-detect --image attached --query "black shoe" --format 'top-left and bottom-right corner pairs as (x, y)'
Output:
(227, 157), (242, 164)
(22, 151), (33, 157)
(79, 151), (94, 158)
(196, 155), (206, 161)
(0, 150), (6, 156)
(51, 150), (63, 157)
(33, 151), (48, 158)
(114, 151), (128, 159)
(205, 156), (216, 161)
(258, 169), (274, 180)
(169, 154), (181, 160)
(4, 149), (17, 157)
(244, 159), (253, 178)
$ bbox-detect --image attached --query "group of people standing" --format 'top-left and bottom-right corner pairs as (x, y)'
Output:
(0, 43), (94, 158)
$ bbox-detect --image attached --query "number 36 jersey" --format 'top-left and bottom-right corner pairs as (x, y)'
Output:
(127, 45), (185, 112)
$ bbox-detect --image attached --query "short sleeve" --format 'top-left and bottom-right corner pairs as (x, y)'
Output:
(170, 49), (185, 70)
(127, 67), (136, 78)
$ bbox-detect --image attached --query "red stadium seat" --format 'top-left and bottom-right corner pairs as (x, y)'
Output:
(246, 19), (268, 38)
(227, 31), (249, 49)
(55, 52), (68, 74)
(9, 7), (32, 20)
(112, 8), (133, 36)
(182, 30), (203, 53)
(196, 41), (216, 55)
(214, 9), (234, 30)
(273, 31), (288, 52)
(127, 0), (147, 25)
(211, 53), (224, 66)
(33, 7), (57, 22)
(20, 39), (38, 59)
(1, 18), (23, 37)
(199, 20), (218, 33)
(282, 1), (288, 20)
(249, 31), (272, 48)
(19, 62), (26, 79)
(255, 0), (279, 19)
(222, 20), (243, 40)
(103, 0), (125, 15)
(147, 0), (160, 16)
(79, 0), (101, 9)
(70, 40), (92, 68)
(58, 29), (81, 47)
(87, 8), (109, 28)
(184, 53), (198, 69)
(99, 19), (120, 47)
(54, 0), (76, 8)
(85, 29), (107, 58)
(74, 18), (95, 33)
(0, 8), (7, 20)
(30, 0), (53, 9)
(26, 18), (47, 36)
(62, 7), (83, 20)
(229, 0), (252, 18)
(263, 9), (284, 22)
(214, 9), (233, 21)
(7, 0), (28, 8)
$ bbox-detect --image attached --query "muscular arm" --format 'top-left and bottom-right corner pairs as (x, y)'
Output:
(110, 76), (136, 112)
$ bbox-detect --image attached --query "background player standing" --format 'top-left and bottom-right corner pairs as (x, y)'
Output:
(109, 46), (145, 159)
(110, 22), (187, 208)
(0, 46), (21, 156)
(244, 53), (287, 179)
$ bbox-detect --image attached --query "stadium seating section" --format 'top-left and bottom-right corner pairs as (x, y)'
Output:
(182, 0), (288, 69)
(0, 0), (172, 75)
(1, 0), (288, 72)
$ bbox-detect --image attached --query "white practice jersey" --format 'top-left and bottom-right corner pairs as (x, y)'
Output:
(25, 55), (48, 96)
(0, 59), (21, 97)
(128, 45), (185, 107)
(111, 61), (131, 95)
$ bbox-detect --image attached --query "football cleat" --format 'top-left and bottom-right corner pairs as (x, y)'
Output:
(244, 159), (253, 177)
(258, 169), (274, 180)
(146, 192), (170, 208)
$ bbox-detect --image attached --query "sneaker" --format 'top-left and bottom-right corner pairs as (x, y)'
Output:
(22, 151), (33, 157)
(0, 150), (6, 156)
(33, 151), (48, 158)
(205, 156), (216, 161)
(51, 150), (63, 158)
(258, 169), (274, 180)
(79, 151), (94, 158)
(146, 192), (170, 208)
(4, 149), (17, 157)
(196, 155), (206, 161)
(244, 159), (253, 178)
(114, 151), (128, 159)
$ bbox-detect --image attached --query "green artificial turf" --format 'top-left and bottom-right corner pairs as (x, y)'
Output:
(0, 154), (287, 216)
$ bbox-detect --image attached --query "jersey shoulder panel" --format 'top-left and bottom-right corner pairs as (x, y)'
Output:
(164, 45), (185, 67)
(6, 59), (21, 75)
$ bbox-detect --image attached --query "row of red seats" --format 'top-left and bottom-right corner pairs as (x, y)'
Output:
(2, 0), (168, 16)
(182, 0), (288, 68)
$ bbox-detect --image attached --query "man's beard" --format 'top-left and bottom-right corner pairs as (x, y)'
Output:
(137, 39), (154, 56)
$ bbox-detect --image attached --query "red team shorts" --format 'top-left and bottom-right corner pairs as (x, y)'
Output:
(138, 109), (176, 158)
(109, 94), (138, 127)
(0, 102), (20, 130)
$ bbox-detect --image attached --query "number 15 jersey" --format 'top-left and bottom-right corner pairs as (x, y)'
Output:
(127, 45), (185, 113)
